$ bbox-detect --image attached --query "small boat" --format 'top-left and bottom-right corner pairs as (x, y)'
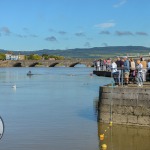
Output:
(27, 71), (33, 76)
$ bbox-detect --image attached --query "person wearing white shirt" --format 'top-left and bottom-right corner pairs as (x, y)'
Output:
(136, 60), (143, 87)
(111, 59), (119, 85)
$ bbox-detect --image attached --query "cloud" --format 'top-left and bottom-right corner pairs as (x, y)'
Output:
(136, 32), (148, 36)
(23, 27), (29, 32)
(0, 27), (11, 35)
(30, 34), (38, 38)
(113, 0), (127, 8)
(99, 31), (111, 35)
(58, 31), (67, 35)
(95, 22), (115, 29)
(75, 32), (85, 37)
(16, 34), (27, 38)
(45, 36), (57, 42)
(116, 31), (133, 36)
(87, 37), (93, 40)
(102, 43), (108, 47)
(84, 42), (91, 48)
(15, 33), (38, 38)
(49, 29), (55, 32)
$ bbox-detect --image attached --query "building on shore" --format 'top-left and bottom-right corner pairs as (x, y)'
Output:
(5, 53), (25, 60)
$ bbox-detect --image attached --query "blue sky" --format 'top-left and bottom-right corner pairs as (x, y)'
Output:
(0, 0), (150, 51)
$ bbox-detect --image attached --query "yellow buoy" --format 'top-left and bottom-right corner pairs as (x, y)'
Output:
(99, 134), (104, 140)
(109, 121), (113, 126)
(101, 144), (107, 150)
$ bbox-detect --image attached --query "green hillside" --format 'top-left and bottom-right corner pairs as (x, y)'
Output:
(1, 46), (150, 58)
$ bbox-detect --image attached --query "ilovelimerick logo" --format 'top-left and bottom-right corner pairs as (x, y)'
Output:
(0, 116), (4, 140)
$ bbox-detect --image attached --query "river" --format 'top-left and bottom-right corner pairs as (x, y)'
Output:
(0, 67), (149, 150)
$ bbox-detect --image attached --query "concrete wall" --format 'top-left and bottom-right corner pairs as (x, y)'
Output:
(99, 86), (150, 127)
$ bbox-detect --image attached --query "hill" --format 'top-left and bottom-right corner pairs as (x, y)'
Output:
(1, 46), (150, 58)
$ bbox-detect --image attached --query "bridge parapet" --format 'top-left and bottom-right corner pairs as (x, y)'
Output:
(3, 59), (94, 67)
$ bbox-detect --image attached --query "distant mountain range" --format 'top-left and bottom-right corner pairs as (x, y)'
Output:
(1, 46), (150, 58)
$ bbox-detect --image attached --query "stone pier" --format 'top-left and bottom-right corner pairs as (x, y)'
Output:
(99, 85), (150, 127)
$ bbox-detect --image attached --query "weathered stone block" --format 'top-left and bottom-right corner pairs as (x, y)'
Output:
(138, 100), (149, 107)
(112, 99), (124, 105)
(100, 104), (110, 113)
(138, 116), (150, 125)
(124, 106), (134, 115)
(101, 93), (110, 99)
(102, 87), (112, 93)
(128, 115), (138, 124)
(123, 99), (137, 107)
(101, 86), (150, 94)
(142, 108), (150, 116)
(112, 114), (127, 124)
(111, 93), (122, 99)
(134, 107), (143, 116)
(113, 105), (124, 114)
(99, 112), (110, 123)
(138, 93), (150, 101)
(101, 98), (111, 105)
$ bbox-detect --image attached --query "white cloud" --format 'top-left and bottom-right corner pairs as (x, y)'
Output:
(0, 27), (11, 35)
(95, 22), (116, 29)
(75, 32), (85, 37)
(116, 31), (133, 36)
(113, 0), (127, 8)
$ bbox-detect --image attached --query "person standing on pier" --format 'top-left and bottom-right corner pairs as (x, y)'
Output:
(136, 60), (143, 87)
(129, 58), (136, 83)
(111, 59), (119, 85)
(116, 57), (123, 86)
(123, 56), (130, 86)
(141, 57), (147, 81)
(96, 60), (100, 71)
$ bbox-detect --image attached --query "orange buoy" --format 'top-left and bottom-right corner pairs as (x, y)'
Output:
(99, 134), (104, 140)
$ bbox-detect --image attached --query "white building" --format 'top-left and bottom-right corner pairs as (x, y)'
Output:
(5, 54), (19, 60)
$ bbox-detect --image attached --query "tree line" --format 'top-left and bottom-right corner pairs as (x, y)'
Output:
(0, 53), (65, 60)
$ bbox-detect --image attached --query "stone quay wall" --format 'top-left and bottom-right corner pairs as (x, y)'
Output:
(99, 86), (150, 127)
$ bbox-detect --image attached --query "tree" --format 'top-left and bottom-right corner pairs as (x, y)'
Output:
(42, 54), (49, 60)
(49, 55), (64, 60)
(0, 53), (6, 60)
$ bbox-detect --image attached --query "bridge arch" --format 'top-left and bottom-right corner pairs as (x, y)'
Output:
(13, 62), (22, 67)
(74, 63), (87, 67)
(69, 62), (80, 67)
(29, 62), (39, 67)
(49, 62), (60, 67)
(91, 64), (94, 67)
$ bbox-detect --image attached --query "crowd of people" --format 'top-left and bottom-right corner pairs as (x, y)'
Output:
(94, 57), (150, 87)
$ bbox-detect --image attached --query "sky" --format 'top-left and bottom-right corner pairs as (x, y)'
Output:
(0, 0), (150, 51)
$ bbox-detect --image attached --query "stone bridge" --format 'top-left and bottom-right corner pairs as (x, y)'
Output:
(1, 59), (94, 67)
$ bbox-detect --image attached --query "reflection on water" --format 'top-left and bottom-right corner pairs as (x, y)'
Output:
(0, 67), (112, 150)
(98, 123), (150, 150)
(0, 67), (149, 149)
